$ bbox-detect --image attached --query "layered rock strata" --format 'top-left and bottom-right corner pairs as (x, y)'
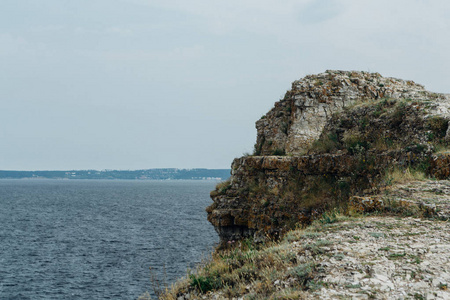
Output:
(207, 71), (450, 244)
(351, 179), (450, 220)
(255, 70), (450, 156)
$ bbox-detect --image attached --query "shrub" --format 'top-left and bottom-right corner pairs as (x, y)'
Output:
(304, 240), (332, 255)
(426, 116), (449, 138)
(311, 132), (340, 153)
(405, 144), (427, 154)
(342, 129), (370, 155)
(189, 274), (219, 292)
(319, 210), (338, 224)
(272, 149), (286, 156)
(290, 263), (315, 285)
(390, 101), (407, 127)
(211, 180), (232, 197)
(217, 180), (231, 193)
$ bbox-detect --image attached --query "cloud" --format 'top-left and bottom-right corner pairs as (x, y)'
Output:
(73, 26), (135, 36)
(106, 27), (134, 36)
(78, 44), (205, 62)
(2, 0), (450, 169)
(315, 0), (450, 55)
(124, 0), (308, 35)
(73, 26), (103, 35)
(28, 25), (65, 33)
(298, 0), (343, 24)
(0, 33), (28, 55)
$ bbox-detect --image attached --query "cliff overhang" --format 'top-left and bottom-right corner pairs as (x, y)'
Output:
(207, 70), (450, 245)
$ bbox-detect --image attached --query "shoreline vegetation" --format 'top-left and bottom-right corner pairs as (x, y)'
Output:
(0, 169), (231, 181)
(142, 170), (450, 299)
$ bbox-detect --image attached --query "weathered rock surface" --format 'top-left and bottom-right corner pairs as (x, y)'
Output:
(298, 216), (450, 299)
(146, 71), (450, 300)
(207, 71), (450, 245)
(351, 179), (450, 221)
(169, 211), (450, 299)
(294, 216), (449, 299)
(255, 70), (450, 156)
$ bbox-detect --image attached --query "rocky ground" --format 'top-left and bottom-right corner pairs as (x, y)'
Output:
(157, 70), (450, 299)
(195, 215), (450, 300)
(381, 179), (450, 221)
(144, 180), (450, 300)
(293, 216), (450, 299)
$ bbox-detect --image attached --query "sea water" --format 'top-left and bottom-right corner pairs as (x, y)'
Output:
(0, 179), (219, 299)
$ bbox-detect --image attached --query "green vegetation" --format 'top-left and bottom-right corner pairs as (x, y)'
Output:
(309, 97), (450, 156)
(368, 232), (385, 238)
(142, 74), (450, 300)
(383, 167), (427, 186)
(272, 149), (286, 156)
(156, 213), (352, 300)
(152, 195), (446, 299)
(426, 115), (449, 139)
(189, 274), (219, 293)
(311, 132), (339, 153)
(210, 179), (232, 197)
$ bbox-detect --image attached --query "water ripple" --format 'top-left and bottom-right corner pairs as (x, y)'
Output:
(0, 180), (218, 299)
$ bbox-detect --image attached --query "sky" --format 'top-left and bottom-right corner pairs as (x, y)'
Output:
(1, 0), (449, 170)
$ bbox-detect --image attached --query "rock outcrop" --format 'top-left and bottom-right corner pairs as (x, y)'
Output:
(144, 211), (450, 299)
(254, 70), (450, 156)
(207, 71), (450, 245)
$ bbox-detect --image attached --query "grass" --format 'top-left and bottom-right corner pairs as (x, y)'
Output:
(272, 148), (286, 156)
(425, 115), (449, 138)
(147, 266), (169, 299)
(310, 132), (340, 153)
(388, 253), (406, 260)
(342, 129), (370, 155)
(319, 209), (339, 224)
(189, 274), (219, 293)
(409, 254), (422, 264)
(303, 239), (332, 255)
(368, 232), (385, 238)
(151, 201), (445, 299)
(308, 96), (450, 158)
(210, 179), (232, 197)
(383, 167), (427, 186)
(155, 213), (356, 299)
(290, 262), (315, 284)
(152, 94), (450, 298)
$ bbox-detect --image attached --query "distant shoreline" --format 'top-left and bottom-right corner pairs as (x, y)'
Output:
(0, 178), (224, 181)
(0, 169), (231, 181)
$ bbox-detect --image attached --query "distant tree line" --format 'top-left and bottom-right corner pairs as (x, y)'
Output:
(0, 169), (231, 180)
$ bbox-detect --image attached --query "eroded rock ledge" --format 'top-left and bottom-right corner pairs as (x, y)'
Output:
(254, 70), (450, 156)
(207, 71), (450, 245)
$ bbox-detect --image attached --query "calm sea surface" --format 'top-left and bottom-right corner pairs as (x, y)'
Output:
(0, 179), (219, 299)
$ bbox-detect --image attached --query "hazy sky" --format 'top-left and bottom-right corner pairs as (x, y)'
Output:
(1, 0), (449, 170)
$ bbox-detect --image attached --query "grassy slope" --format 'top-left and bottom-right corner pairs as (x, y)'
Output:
(142, 175), (449, 299)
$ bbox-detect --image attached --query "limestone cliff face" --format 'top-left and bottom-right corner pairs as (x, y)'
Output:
(208, 71), (450, 244)
(254, 70), (450, 156)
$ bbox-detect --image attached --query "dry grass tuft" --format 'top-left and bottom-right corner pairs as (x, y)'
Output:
(155, 209), (362, 299)
(384, 167), (426, 185)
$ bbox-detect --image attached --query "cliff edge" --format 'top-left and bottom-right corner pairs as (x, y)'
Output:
(207, 70), (450, 245)
(144, 71), (450, 300)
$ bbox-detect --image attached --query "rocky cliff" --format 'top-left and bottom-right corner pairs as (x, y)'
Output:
(254, 70), (450, 156)
(151, 177), (450, 300)
(207, 71), (450, 245)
